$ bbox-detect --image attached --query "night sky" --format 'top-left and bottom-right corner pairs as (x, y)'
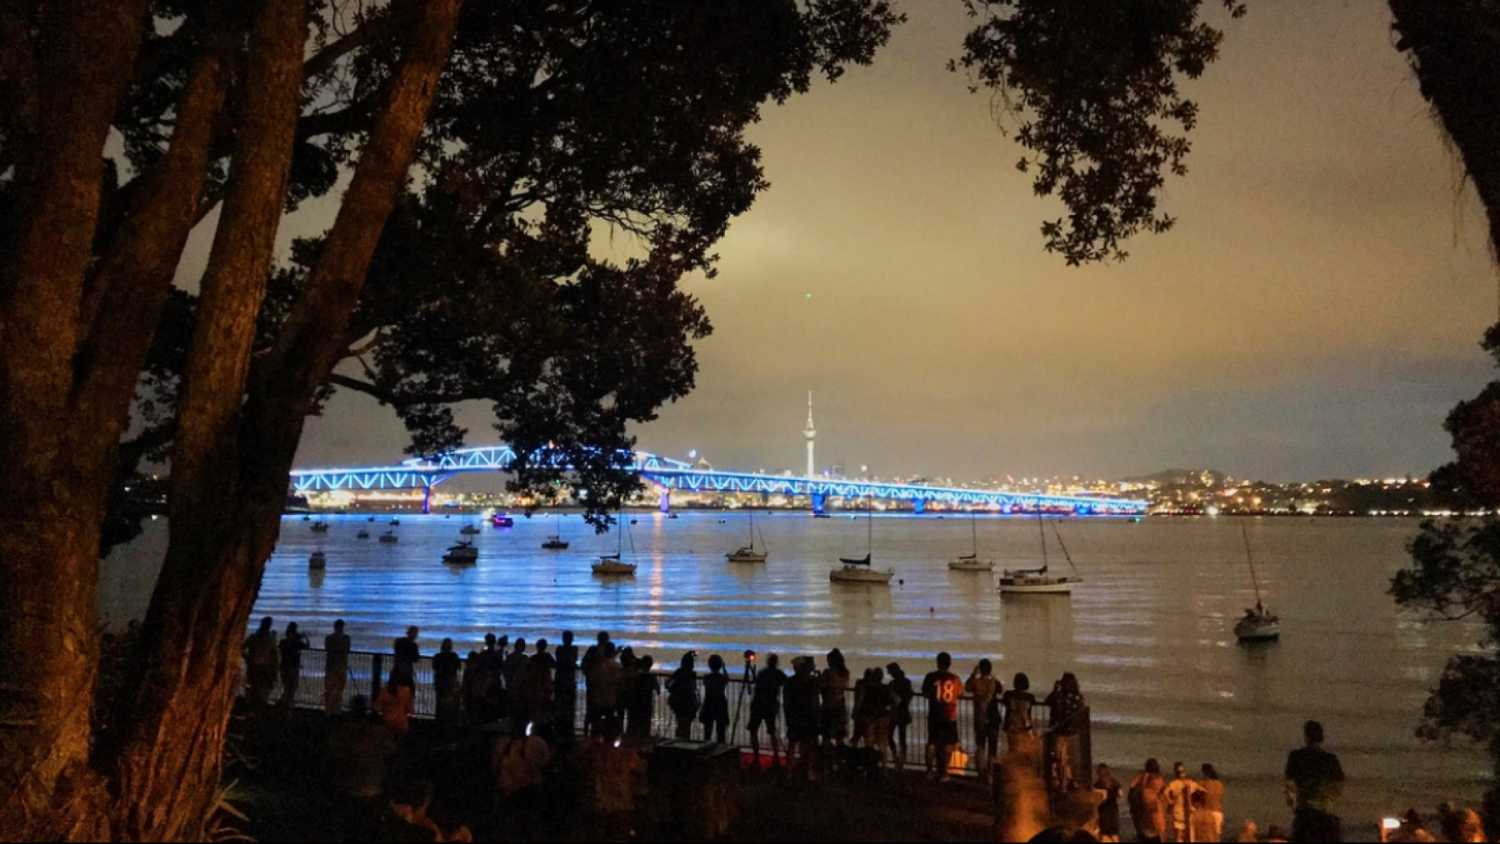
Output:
(284, 1), (1496, 483)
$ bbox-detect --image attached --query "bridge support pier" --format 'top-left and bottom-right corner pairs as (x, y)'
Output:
(421, 484), (432, 514)
(810, 493), (826, 515)
(912, 499), (925, 515)
(659, 489), (671, 514)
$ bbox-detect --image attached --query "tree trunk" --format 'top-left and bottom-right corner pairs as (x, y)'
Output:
(0, 3), (149, 839)
(1389, 1), (1500, 267)
(103, 2), (463, 838)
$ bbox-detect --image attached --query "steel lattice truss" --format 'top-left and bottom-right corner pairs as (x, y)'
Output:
(288, 445), (1148, 515)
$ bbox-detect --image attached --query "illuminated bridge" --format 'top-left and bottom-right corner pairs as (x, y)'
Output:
(288, 445), (1148, 516)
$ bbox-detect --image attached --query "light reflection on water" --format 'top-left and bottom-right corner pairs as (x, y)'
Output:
(103, 512), (1488, 829)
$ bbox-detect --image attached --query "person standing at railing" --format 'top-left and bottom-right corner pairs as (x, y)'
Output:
(324, 619), (351, 715)
(818, 649), (851, 762)
(1128, 758), (1167, 844)
(278, 621), (310, 711)
(1044, 672), (1087, 792)
(966, 659), (1002, 783)
(503, 637), (529, 693)
(517, 638), (555, 733)
(853, 667), (893, 774)
(243, 616), (278, 708)
(1198, 763), (1225, 842)
(1001, 672), (1037, 756)
(886, 662), (914, 770)
(666, 651), (700, 740)
(748, 653), (786, 768)
(554, 631), (579, 738)
(581, 631), (611, 736)
(392, 626), (420, 689)
(586, 641), (623, 737)
(433, 638), (462, 726)
(1093, 763), (1123, 843)
(482, 634), (507, 720)
(922, 651), (964, 782)
(699, 654), (730, 744)
(625, 653), (658, 740)
(785, 656), (820, 779)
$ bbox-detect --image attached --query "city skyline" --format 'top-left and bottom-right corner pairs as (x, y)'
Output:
(289, 2), (1496, 483)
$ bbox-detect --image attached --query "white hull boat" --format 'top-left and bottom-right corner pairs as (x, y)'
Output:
(999, 516), (1082, 596)
(998, 572), (1078, 594)
(1234, 525), (1280, 642)
(726, 511), (769, 563)
(830, 563), (895, 584)
(948, 554), (994, 572)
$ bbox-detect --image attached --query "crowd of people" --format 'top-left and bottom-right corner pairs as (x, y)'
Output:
(243, 619), (1492, 842)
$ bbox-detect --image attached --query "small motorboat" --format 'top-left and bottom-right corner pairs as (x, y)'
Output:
(389, 518), (400, 526)
(308, 550), (327, 569)
(541, 535), (569, 550)
(460, 524), (481, 535)
(301, 514), (311, 521)
(310, 521), (329, 533)
(378, 530), (399, 544)
(356, 529), (370, 539)
(367, 516), (376, 522)
(442, 540), (479, 565)
(491, 512), (514, 528)
(668, 513), (679, 520)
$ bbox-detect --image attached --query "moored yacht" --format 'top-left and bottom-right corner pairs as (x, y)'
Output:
(442, 539), (478, 565)
(1234, 525), (1280, 642)
(999, 515), (1081, 595)
(948, 510), (994, 572)
(830, 506), (893, 584)
(726, 511), (769, 563)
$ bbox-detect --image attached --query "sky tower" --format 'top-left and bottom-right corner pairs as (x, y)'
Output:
(803, 391), (816, 477)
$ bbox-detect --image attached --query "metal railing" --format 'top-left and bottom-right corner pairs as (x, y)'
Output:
(249, 647), (1089, 777)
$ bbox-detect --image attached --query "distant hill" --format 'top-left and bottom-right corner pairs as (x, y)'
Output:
(1119, 468), (1229, 487)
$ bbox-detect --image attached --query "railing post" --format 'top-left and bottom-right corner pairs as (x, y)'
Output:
(370, 653), (384, 699)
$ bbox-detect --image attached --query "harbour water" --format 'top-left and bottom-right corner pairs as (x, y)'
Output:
(103, 512), (1489, 834)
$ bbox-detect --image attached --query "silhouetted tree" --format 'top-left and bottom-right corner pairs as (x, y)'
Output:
(1392, 324), (1500, 831)
(0, 1), (899, 839)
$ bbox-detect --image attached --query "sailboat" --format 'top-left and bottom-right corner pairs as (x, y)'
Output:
(310, 520), (330, 533)
(830, 503), (894, 584)
(1234, 524), (1280, 641)
(726, 511), (769, 563)
(998, 514), (1081, 594)
(442, 538), (479, 565)
(592, 516), (637, 576)
(948, 509), (994, 572)
(541, 515), (569, 550)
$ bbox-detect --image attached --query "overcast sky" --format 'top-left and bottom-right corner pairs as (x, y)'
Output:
(293, 0), (1497, 483)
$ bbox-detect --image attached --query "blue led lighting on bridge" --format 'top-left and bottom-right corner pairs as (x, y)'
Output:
(288, 445), (1148, 515)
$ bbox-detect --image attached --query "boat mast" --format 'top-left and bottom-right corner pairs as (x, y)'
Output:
(1051, 522), (1080, 576)
(1240, 523), (1263, 611)
(971, 508), (978, 556)
(1037, 509), (1048, 574)
(866, 499), (873, 555)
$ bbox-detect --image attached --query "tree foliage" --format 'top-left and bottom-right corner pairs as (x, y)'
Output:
(1392, 326), (1500, 826)
(951, 0), (1244, 264)
(105, 0), (903, 539)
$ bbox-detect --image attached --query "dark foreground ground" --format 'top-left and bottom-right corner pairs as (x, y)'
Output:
(226, 706), (998, 842)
